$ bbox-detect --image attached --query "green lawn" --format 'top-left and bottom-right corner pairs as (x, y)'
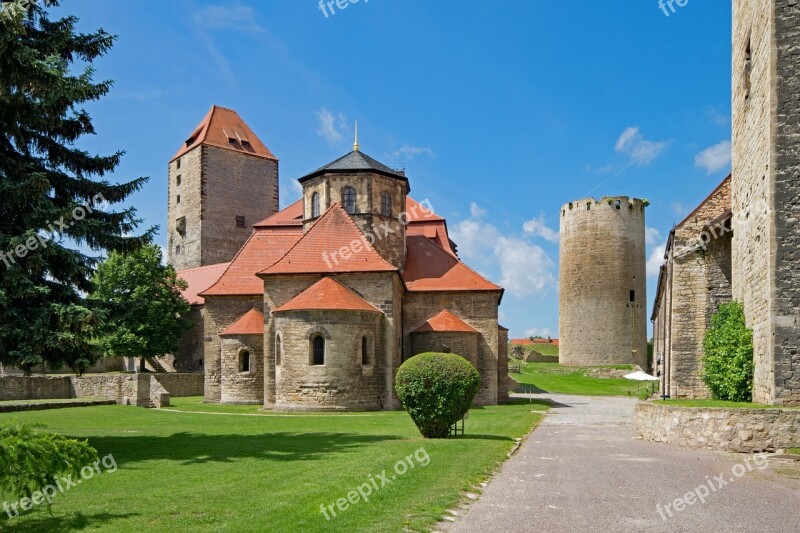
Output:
(512, 362), (653, 398)
(655, 399), (800, 409)
(0, 398), (546, 533)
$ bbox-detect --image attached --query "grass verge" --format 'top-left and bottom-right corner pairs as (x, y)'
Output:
(0, 398), (546, 532)
(511, 362), (652, 398)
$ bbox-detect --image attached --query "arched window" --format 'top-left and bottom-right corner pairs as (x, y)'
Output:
(239, 349), (251, 373)
(361, 336), (369, 365)
(343, 186), (357, 214)
(380, 192), (392, 217)
(275, 334), (282, 366)
(311, 336), (325, 366)
(311, 192), (320, 218)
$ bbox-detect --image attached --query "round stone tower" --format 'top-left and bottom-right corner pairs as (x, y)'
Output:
(559, 196), (648, 368)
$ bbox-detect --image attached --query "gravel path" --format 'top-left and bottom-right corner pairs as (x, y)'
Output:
(441, 394), (800, 532)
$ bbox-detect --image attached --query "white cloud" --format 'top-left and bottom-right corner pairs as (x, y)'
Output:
(647, 242), (667, 278)
(615, 127), (667, 166)
(450, 203), (556, 297)
(695, 140), (731, 175)
(670, 202), (688, 217)
(523, 327), (553, 338)
(393, 145), (435, 158)
(315, 108), (348, 144)
(523, 215), (560, 243)
(645, 227), (661, 246)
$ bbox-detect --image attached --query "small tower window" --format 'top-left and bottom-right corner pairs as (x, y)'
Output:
(176, 217), (186, 236)
(380, 192), (392, 217)
(343, 187), (357, 214)
(239, 349), (251, 373)
(176, 158), (181, 170)
(744, 35), (752, 100)
(311, 336), (325, 366)
(235, 215), (246, 228)
(311, 192), (320, 218)
(176, 195), (181, 204)
(361, 336), (369, 365)
(176, 175), (181, 186)
(630, 290), (636, 303)
(615, 199), (621, 210)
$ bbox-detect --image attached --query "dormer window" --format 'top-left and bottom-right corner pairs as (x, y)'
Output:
(343, 187), (357, 214)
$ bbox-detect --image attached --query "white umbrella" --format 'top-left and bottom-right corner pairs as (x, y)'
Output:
(624, 371), (659, 381)
(624, 370), (659, 395)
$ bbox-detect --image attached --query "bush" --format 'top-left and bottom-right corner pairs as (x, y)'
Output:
(0, 424), (99, 506)
(702, 301), (754, 402)
(395, 353), (480, 438)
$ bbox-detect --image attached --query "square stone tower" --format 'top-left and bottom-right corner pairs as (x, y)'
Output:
(732, 0), (800, 405)
(167, 106), (279, 270)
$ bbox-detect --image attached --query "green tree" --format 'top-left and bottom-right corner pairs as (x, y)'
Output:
(0, 423), (98, 509)
(702, 301), (754, 402)
(0, 1), (153, 373)
(395, 353), (480, 438)
(91, 245), (191, 371)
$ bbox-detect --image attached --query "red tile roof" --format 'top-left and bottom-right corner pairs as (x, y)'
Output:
(275, 277), (381, 313)
(171, 105), (277, 162)
(177, 263), (230, 305)
(510, 338), (559, 346)
(202, 231), (302, 296)
(405, 197), (444, 222)
(220, 308), (264, 336)
(402, 236), (502, 292)
(254, 199), (303, 229)
(261, 204), (397, 275)
(412, 310), (479, 333)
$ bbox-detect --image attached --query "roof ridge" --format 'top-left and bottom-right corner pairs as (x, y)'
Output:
(421, 236), (500, 289)
(276, 276), (382, 313)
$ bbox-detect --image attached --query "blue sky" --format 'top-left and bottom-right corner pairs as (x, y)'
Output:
(57, 0), (733, 339)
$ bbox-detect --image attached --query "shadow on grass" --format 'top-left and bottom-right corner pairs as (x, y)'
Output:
(450, 434), (515, 441)
(82, 432), (403, 466)
(0, 512), (138, 532)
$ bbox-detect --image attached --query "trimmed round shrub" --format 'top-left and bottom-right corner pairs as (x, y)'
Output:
(395, 352), (480, 438)
(702, 301), (754, 402)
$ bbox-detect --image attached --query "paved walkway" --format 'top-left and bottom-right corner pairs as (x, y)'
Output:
(443, 394), (800, 532)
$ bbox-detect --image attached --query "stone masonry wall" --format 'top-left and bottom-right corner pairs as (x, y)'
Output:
(497, 328), (510, 403)
(220, 334), (264, 404)
(411, 331), (479, 367)
(769, 1), (800, 405)
(203, 295), (264, 402)
(168, 146), (203, 270)
(403, 291), (500, 406)
(274, 310), (383, 410)
(559, 197), (648, 368)
(636, 401), (800, 453)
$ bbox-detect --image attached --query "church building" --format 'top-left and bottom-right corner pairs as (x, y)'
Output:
(171, 106), (511, 410)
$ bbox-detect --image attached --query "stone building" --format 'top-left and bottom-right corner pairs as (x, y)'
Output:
(559, 196), (648, 368)
(652, 0), (800, 406)
(651, 177), (732, 398)
(167, 106), (279, 271)
(173, 109), (508, 410)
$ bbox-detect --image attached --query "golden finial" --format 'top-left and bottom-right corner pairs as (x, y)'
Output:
(354, 120), (359, 152)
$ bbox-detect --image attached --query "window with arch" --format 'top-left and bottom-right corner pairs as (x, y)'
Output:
(275, 334), (282, 366)
(239, 349), (251, 373)
(311, 192), (320, 218)
(361, 336), (369, 366)
(311, 335), (325, 366)
(380, 192), (392, 217)
(343, 186), (357, 214)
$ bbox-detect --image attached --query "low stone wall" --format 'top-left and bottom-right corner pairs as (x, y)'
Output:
(636, 401), (800, 452)
(152, 373), (203, 397)
(0, 373), (202, 408)
(0, 400), (116, 413)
